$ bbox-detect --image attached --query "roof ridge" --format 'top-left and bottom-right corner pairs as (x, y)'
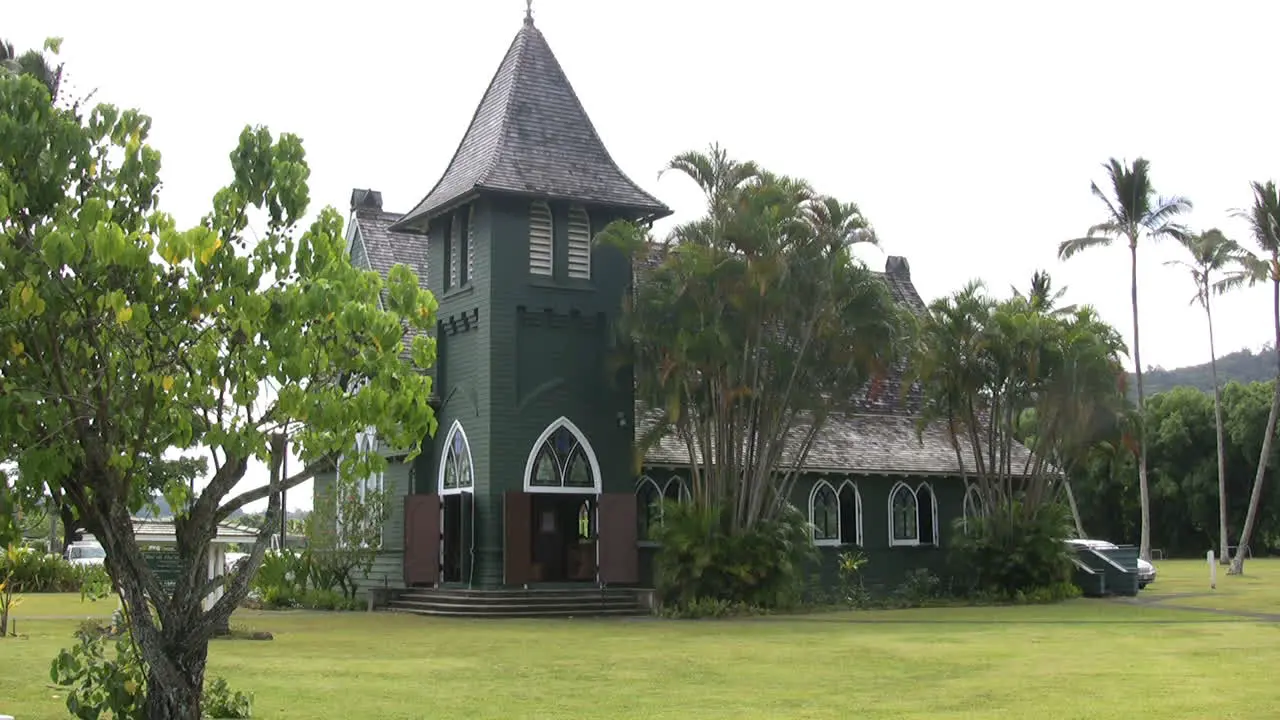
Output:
(394, 26), (529, 231)
(501, 24), (665, 212)
(475, 25), (531, 194)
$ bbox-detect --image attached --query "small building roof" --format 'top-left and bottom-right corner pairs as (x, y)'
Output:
(392, 15), (671, 230)
(132, 518), (261, 546)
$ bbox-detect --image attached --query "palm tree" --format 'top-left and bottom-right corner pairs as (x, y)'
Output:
(1219, 182), (1280, 574)
(1166, 228), (1243, 564)
(1058, 158), (1192, 562)
(0, 37), (63, 102)
(1012, 270), (1076, 316)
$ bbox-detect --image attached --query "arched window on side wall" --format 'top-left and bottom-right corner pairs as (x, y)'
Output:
(663, 476), (690, 504)
(962, 484), (983, 535)
(917, 482), (938, 546)
(837, 480), (863, 546)
(889, 482), (919, 546)
(636, 476), (662, 543)
(810, 480), (840, 546)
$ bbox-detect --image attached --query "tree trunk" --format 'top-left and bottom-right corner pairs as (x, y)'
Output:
(60, 503), (77, 551)
(139, 622), (208, 720)
(1229, 275), (1280, 575)
(48, 503), (58, 555)
(1205, 294), (1230, 564)
(1129, 241), (1152, 561)
(1063, 479), (1085, 538)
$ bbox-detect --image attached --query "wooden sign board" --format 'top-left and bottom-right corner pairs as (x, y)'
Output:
(141, 547), (182, 594)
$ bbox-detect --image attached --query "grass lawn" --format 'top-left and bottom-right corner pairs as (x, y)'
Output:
(1140, 556), (1280, 616)
(2, 564), (1279, 719)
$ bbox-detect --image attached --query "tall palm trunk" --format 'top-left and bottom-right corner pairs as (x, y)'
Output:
(1204, 289), (1230, 564)
(1130, 240), (1152, 561)
(1229, 274), (1280, 574)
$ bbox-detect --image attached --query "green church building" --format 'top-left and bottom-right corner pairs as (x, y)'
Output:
(316, 10), (1003, 615)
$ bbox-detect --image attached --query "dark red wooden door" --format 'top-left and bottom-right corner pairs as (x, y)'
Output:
(504, 491), (532, 586)
(597, 493), (639, 585)
(403, 494), (440, 586)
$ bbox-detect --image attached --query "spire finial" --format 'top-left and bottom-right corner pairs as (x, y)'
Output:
(524, 0), (534, 25)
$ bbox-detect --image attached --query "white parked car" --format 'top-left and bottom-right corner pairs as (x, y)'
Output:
(1066, 538), (1156, 588)
(64, 540), (107, 567)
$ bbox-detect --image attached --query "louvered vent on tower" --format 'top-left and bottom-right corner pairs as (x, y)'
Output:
(450, 213), (461, 286)
(567, 205), (591, 280)
(466, 204), (476, 282)
(529, 201), (553, 276)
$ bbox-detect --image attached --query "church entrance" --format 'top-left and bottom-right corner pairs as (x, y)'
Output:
(441, 493), (472, 583)
(503, 417), (640, 588)
(530, 494), (596, 583)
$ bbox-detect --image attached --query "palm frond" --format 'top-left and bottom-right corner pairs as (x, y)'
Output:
(1058, 235), (1112, 260)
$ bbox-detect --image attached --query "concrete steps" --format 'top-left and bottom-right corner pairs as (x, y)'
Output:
(387, 587), (649, 618)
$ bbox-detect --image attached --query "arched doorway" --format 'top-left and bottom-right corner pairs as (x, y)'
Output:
(438, 421), (475, 583)
(521, 418), (601, 583)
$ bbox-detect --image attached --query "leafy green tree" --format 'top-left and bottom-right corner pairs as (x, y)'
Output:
(1058, 157), (1192, 561)
(305, 473), (389, 600)
(1220, 181), (1280, 573)
(910, 282), (1129, 521)
(1165, 228), (1243, 562)
(0, 69), (437, 718)
(0, 36), (62, 102)
(598, 145), (904, 532)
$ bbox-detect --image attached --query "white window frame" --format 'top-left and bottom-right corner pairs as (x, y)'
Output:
(336, 426), (386, 549)
(809, 480), (841, 547)
(522, 416), (602, 494)
(888, 481), (920, 547)
(438, 420), (476, 496)
(962, 483), (982, 535)
(917, 481), (939, 547)
(837, 479), (864, 547)
(636, 475), (664, 546)
(888, 480), (939, 548)
(662, 475), (691, 504)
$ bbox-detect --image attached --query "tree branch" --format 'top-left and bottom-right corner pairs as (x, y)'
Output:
(214, 460), (325, 523)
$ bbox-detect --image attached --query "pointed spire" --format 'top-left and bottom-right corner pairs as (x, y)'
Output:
(392, 16), (671, 231)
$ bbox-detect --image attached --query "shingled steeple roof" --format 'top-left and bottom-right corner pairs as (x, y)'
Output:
(392, 14), (672, 231)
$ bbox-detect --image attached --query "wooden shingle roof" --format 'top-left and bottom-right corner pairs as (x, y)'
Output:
(346, 193), (433, 358)
(392, 16), (671, 230)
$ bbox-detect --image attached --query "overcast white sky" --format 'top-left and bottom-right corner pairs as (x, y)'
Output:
(11, 0), (1280, 510)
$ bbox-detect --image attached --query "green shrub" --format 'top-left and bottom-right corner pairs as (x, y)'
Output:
(658, 597), (767, 619)
(948, 502), (1076, 599)
(52, 625), (255, 719)
(653, 501), (816, 612)
(835, 549), (872, 608)
(248, 549), (363, 611)
(202, 676), (254, 718)
(0, 545), (110, 593)
(51, 626), (148, 720)
(297, 588), (361, 611)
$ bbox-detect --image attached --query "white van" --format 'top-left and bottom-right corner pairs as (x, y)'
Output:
(64, 540), (107, 567)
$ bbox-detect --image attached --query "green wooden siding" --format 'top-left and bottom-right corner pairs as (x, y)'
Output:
(636, 469), (968, 594)
(312, 461), (413, 599)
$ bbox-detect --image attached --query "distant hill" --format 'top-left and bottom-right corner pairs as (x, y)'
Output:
(1132, 346), (1276, 396)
